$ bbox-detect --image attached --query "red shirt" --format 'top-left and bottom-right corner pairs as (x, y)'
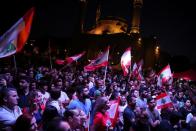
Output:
(93, 112), (111, 130)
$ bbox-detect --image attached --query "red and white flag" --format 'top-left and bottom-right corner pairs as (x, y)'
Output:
(157, 64), (173, 87)
(107, 98), (120, 127)
(0, 7), (35, 58)
(120, 47), (131, 76)
(131, 62), (143, 80)
(66, 51), (86, 64)
(84, 46), (110, 71)
(132, 62), (138, 76)
(137, 59), (144, 73)
(156, 92), (173, 109)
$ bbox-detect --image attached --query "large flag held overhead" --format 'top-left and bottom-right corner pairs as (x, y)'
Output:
(156, 92), (173, 109)
(157, 64), (173, 87)
(120, 47), (131, 76)
(84, 46), (110, 71)
(66, 51), (86, 64)
(0, 7), (35, 58)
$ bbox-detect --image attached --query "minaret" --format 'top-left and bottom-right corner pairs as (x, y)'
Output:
(96, 3), (101, 24)
(80, 0), (88, 33)
(130, 0), (143, 34)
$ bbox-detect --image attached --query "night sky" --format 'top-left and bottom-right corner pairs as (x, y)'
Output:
(0, 0), (195, 62)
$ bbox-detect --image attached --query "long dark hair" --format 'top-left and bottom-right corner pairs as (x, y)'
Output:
(93, 97), (108, 115)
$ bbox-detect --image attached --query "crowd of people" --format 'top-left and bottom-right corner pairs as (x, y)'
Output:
(0, 64), (195, 131)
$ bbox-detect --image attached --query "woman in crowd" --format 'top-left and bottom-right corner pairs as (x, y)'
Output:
(93, 97), (112, 131)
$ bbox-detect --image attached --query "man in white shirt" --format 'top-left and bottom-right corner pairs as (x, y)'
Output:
(55, 79), (70, 106)
(88, 76), (95, 90)
(0, 88), (22, 129)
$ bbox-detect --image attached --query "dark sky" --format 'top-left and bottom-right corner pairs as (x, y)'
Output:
(0, 0), (195, 62)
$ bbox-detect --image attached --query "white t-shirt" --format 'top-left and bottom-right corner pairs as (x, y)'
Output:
(47, 100), (64, 116)
(88, 81), (94, 90)
(58, 91), (69, 103)
(0, 106), (22, 128)
(186, 113), (193, 123)
(41, 91), (50, 105)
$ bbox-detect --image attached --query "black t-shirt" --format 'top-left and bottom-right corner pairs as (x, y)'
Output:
(123, 106), (137, 131)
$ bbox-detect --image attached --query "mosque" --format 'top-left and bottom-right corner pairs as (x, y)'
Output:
(77, 0), (170, 69)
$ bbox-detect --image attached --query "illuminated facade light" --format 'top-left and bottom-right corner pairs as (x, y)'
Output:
(155, 46), (160, 55)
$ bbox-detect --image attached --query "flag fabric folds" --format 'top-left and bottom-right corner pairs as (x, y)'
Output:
(0, 7), (35, 58)
(156, 92), (173, 109)
(55, 51), (85, 65)
(107, 98), (120, 127)
(132, 62), (138, 76)
(132, 61), (144, 80)
(84, 47), (110, 71)
(66, 51), (86, 64)
(120, 47), (131, 76)
(157, 64), (173, 87)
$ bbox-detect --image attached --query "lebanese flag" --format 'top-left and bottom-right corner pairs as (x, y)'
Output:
(156, 92), (173, 109)
(157, 64), (173, 86)
(132, 62), (143, 80)
(84, 46), (110, 71)
(66, 51), (86, 64)
(107, 97), (120, 127)
(120, 47), (131, 76)
(137, 59), (144, 73)
(0, 7), (35, 58)
(137, 72), (144, 81)
(132, 62), (138, 76)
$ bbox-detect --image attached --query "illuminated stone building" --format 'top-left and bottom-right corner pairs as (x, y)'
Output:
(77, 0), (164, 68)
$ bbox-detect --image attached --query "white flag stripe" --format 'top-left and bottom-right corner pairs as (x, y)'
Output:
(121, 52), (131, 65)
(121, 47), (131, 76)
(107, 103), (118, 119)
(70, 54), (83, 61)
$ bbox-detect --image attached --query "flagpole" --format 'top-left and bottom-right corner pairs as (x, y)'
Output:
(103, 47), (110, 86)
(128, 63), (132, 81)
(48, 39), (53, 69)
(103, 65), (108, 86)
(13, 55), (17, 73)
